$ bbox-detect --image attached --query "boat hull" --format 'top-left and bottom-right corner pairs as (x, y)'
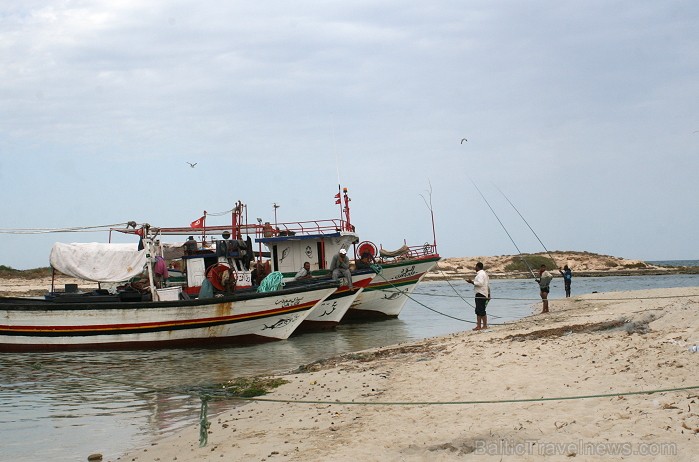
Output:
(297, 272), (374, 330)
(0, 284), (337, 351)
(346, 256), (440, 319)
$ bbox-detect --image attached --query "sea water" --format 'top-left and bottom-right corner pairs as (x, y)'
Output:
(1, 272), (698, 462)
(647, 259), (699, 267)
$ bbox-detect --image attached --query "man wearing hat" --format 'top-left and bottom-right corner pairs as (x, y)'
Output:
(329, 248), (353, 289)
(184, 236), (198, 255)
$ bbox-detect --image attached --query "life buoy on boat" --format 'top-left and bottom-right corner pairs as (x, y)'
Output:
(206, 262), (231, 291)
(357, 241), (378, 260)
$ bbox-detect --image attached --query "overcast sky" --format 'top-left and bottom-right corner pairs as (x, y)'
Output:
(1, 1), (698, 269)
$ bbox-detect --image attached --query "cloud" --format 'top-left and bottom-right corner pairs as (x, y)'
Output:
(1, 1), (699, 268)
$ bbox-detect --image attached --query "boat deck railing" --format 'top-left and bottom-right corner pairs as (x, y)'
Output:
(264, 219), (353, 238)
(110, 218), (354, 240)
(378, 242), (438, 261)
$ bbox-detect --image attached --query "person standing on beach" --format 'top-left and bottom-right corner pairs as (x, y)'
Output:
(559, 265), (572, 297)
(536, 264), (553, 313)
(466, 262), (490, 330)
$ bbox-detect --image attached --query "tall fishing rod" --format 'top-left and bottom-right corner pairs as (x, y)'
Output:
(494, 184), (559, 269)
(469, 178), (537, 279)
(419, 180), (438, 251)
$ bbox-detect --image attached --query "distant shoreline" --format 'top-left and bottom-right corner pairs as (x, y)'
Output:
(425, 252), (699, 280)
(424, 266), (699, 281)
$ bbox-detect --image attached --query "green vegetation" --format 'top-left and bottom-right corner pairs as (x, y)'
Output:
(504, 255), (557, 273)
(0, 266), (53, 279)
(220, 376), (289, 398)
(623, 262), (648, 269)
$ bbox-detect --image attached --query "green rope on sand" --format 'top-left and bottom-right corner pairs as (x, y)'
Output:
(199, 395), (211, 447)
(228, 384), (699, 406)
(257, 271), (284, 293)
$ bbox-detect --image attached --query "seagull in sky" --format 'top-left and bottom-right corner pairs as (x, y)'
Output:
(186, 162), (198, 168)
(460, 138), (468, 144)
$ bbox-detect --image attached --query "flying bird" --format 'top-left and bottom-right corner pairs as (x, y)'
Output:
(186, 162), (197, 168)
(460, 138), (467, 144)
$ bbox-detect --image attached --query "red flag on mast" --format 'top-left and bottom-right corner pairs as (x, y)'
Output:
(190, 215), (205, 228)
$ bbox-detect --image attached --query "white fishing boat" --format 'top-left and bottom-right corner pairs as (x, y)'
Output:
(346, 243), (440, 319)
(255, 187), (441, 321)
(298, 274), (373, 329)
(0, 280), (337, 351)
(0, 187), (440, 351)
(0, 206), (339, 351)
(254, 221), (375, 330)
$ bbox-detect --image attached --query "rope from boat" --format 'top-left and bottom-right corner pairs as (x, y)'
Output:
(0, 222), (133, 234)
(13, 358), (699, 450)
(21, 358), (699, 405)
(411, 290), (699, 302)
(233, 384), (699, 406)
(370, 269), (500, 325)
(257, 271), (285, 293)
(199, 395), (211, 447)
(206, 208), (235, 217)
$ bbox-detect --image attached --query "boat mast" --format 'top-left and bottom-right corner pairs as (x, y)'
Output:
(142, 225), (158, 299)
(342, 187), (352, 231)
(420, 182), (438, 252)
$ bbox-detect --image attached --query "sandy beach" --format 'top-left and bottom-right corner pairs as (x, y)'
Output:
(110, 286), (699, 462)
(0, 275), (98, 297)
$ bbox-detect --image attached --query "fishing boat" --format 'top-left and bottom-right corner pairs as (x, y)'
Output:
(255, 187), (441, 320)
(0, 188), (439, 350)
(253, 218), (375, 330)
(0, 209), (340, 351)
(0, 281), (338, 352)
(345, 241), (440, 319)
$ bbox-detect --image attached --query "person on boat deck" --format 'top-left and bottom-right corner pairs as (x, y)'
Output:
(466, 261), (490, 330)
(220, 266), (236, 293)
(184, 236), (198, 255)
(329, 248), (353, 289)
(153, 256), (169, 289)
(251, 261), (268, 286)
(536, 264), (554, 313)
(295, 262), (313, 280)
(559, 264), (572, 298)
(355, 252), (374, 270)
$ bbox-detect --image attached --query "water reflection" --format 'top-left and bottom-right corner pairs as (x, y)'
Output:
(1, 274), (698, 461)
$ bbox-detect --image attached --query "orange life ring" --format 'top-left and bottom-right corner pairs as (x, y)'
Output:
(206, 263), (231, 291)
(357, 241), (378, 259)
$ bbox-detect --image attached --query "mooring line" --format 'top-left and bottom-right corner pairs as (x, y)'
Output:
(16, 357), (699, 408)
(233, 384), (699, 406)
(369, 267), (505, 325)
(411, 291), (699, 302)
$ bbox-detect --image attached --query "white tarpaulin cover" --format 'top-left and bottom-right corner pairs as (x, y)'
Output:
(50, 243), (147, 282)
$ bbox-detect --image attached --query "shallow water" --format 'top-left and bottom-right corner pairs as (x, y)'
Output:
(1, 273), (698, 461)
